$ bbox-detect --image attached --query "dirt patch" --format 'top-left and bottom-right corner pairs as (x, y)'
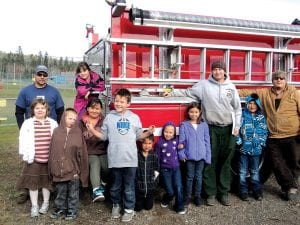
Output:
(0, 145), (299, 225)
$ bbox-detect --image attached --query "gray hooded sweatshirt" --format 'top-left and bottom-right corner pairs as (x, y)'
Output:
(101, 109), (143, 168)
(173, 74), (241, 129)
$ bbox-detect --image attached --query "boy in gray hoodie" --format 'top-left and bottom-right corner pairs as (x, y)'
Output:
(87, 88), (155, 222)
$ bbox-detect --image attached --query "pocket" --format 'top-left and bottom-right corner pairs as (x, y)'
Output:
(50, 159), (74, 177)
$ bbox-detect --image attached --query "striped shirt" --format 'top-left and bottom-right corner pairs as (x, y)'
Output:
(34, 119), (51, 163)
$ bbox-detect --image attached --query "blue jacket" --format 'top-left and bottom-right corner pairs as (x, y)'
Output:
(178, 120), (211, 164)
(155, 121), (180, 169)
(236, 94), (268, 156)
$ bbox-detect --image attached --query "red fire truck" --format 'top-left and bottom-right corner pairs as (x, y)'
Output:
(84, 3), (300, 136)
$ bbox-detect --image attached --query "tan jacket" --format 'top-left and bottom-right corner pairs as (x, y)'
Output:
(239, 85), (300, 138)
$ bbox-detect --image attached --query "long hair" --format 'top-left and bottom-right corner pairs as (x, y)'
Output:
(186, 102), (202, 124)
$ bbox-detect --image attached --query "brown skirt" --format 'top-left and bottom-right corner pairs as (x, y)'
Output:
(16, 162), (53, 190)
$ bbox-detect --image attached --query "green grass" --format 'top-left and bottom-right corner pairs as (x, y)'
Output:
(0, 126), (18, 147)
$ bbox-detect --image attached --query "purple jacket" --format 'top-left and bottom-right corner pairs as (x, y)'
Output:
(74, 71), (105, 115)
(155, 121), (180, 169)
(178, 120), (211, 164)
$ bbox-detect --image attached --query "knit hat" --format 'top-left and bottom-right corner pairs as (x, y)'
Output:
(272, 70), (287, 80)
(211, 61), (226, 72)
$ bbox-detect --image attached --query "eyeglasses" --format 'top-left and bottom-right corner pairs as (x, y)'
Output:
(273, 77), (285, 80)
(36, 72), (48, 77)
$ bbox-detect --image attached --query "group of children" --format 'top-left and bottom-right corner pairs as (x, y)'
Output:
(17, 87), (268, 222)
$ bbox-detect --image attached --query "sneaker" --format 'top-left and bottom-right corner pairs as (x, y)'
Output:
(39, 202), (49, 214)
(65, 211), (77, 221)
(121, 209), (135, 222)
(284, 188), (298, 201)
(206, 195), (216, 206)
(218, 195), (231, 206)
(160, 195), (170, 208)
(239, 193), (249, 201)
(101, 180), (107, 187)
(31, 206), (39, 218)
(177, 208), (187, 215)
(111, 204), (121, 219)
(92, 188), (105, 202)
(184, 197), (191, 207)
(50, 209), (65, 219)
(160, 202), (168, 208)
(194, 196), (204, 206)
(253, 191), (263, 201)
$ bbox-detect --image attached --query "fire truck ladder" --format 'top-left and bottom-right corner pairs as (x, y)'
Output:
(108, 37), (300, 87)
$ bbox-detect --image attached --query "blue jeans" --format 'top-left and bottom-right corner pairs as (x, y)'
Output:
(239, 154), (261, 194)
(161, 167), (184, 211)
(186, 160), (205, 198)
(54, 179), (80, 214)
(110, 167), (136, 210)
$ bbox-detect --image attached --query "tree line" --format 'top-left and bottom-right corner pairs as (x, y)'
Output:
(0, 46), (79, 79)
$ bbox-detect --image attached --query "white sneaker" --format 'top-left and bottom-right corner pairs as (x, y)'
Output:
(31, 206), (39, 217)
(121, 209), (135, 222)
(111, 204), (121, 219)
(39, 202), (49, 214)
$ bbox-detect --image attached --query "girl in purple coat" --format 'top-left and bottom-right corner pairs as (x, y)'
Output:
(178, 102), (211, 207)
(155, 121), (186, 215)
(74, 62), (105, 119)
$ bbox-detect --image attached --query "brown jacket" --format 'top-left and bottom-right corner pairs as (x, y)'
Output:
(239, 85), (300, 138)
(48, 112), (89, 187)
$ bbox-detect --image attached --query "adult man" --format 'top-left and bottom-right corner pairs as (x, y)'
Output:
(15, 65), (65, 203)
(166, 61), (241, 206)
(239, 70), (300, 200)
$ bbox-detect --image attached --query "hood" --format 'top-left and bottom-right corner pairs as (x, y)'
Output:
(208, 73), (230, 85)
(160, 121), (177, 141)
(59, 110), (80, 131)
(245, 93), (262, 111)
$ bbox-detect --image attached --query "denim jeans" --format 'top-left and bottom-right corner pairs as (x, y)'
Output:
(110, 167), (136, 210)
(186, 160), (205, 198)
(239, 154), (261, 194)
(161, 167), (184, 211)
(54, 179), (80, 214)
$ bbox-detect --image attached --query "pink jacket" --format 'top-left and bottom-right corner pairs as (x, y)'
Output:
(74, 71), (105, 115)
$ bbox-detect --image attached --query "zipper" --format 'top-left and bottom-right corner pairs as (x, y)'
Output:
(144, 156), (147, 198)
(61, 131), (69, 178)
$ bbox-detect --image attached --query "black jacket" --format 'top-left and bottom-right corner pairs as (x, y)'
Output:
(136, 150), (159, 194)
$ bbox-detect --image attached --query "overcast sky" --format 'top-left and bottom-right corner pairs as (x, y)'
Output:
(0, 0), (299, 60)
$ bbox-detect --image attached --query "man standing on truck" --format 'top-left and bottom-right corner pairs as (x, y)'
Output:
(239, 70), (300, 201)
(15, 65), (65, 204)
(165, 60), (241, 206)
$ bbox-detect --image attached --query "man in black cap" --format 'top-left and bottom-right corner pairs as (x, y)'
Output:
(165, 60), (241, 206)
(15, 65), (65, 203)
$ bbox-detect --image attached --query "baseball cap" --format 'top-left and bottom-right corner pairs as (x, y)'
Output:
(35, 65), (48, 74)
